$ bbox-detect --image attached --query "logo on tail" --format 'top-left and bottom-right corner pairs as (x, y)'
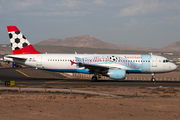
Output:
(9, 31), (30, 50)
(7, 26), (41, 54)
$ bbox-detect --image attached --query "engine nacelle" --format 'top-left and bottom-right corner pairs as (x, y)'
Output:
(108, 69), (126, 79)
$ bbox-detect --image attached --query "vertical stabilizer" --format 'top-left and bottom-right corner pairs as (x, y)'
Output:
(7, 26), (41, 54)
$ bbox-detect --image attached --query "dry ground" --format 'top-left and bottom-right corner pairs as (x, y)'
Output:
(0, 65), (180, 120)
(0, 86), (180, 120)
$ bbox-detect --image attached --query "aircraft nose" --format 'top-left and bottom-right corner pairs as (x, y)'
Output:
(172, 63), (177, 71)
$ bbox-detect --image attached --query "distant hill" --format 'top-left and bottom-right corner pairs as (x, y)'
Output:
(36, 35), (180, 52)
(36, 35), (152, 51)
(159, 41), (180, 52)
(36, 38), (62, 45)
(116, 44), (158, 51)
(36, 35), (120, 49)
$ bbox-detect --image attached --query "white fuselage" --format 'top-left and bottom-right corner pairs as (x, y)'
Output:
(4, 54), (177, 74)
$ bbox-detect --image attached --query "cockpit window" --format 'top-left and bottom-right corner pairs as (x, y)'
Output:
(163, 59), (170, 63)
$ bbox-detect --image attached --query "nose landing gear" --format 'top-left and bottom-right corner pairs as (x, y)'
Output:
(151, 73), (156, 82)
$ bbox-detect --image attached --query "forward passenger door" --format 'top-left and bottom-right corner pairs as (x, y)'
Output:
(151, 56), (157, 67)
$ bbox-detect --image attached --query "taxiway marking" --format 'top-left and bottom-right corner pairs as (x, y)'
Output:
(59, 73), (74, 78)
(16, 69), (31, 77)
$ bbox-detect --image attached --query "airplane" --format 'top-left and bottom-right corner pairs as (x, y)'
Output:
(4, 26), (177, 82)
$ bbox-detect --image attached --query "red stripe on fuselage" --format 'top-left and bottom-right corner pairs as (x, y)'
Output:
(13, 45), (41, 54)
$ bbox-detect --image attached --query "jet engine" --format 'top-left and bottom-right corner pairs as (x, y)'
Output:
(107, 69), (126, 79)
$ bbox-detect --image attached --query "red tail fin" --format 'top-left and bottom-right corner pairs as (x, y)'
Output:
(7, 26), (41, 54)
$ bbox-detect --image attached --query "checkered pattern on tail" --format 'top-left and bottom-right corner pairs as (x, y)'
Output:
(8, 31), (30, 51)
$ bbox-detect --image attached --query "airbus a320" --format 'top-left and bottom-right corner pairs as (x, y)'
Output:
(4, 26), (177, 82)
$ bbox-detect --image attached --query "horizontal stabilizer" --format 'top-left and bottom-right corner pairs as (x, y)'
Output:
(4, 55), (27, 60)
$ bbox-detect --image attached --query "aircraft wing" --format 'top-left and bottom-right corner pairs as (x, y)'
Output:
(77, 62), (109, 70)
(70, 60), (120, 71)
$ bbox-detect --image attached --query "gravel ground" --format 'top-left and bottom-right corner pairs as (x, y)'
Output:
(0, 86), (180, 120)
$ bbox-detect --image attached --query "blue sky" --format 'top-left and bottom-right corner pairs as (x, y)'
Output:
(0, 0), (180, 48)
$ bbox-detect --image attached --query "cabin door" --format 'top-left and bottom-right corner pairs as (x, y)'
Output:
(151, 56), (157, 67)
(36, 56), (42, 67)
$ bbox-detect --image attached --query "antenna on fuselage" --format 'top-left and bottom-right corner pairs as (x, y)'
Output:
(149, 53), (153, 55)
(75, 52), (77, 54)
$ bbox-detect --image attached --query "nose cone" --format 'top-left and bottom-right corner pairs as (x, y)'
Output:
(171, 63), (177, 71)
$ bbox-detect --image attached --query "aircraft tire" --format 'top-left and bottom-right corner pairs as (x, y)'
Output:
(92, 76), (97, 82)
(151, 78), (156, 82)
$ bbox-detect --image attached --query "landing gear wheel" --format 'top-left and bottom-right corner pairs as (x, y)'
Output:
(92, 76), (97, 82)
(151, 78), (156, 82)
(151, 73), (156, 82)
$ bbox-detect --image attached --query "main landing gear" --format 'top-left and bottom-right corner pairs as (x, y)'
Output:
(151, 73), (156, 82)
(91, 75), (101, 82)
(92, 76), (97, 82)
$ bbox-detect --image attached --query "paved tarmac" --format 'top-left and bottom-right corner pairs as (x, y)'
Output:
(1, 67), (180, 87)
